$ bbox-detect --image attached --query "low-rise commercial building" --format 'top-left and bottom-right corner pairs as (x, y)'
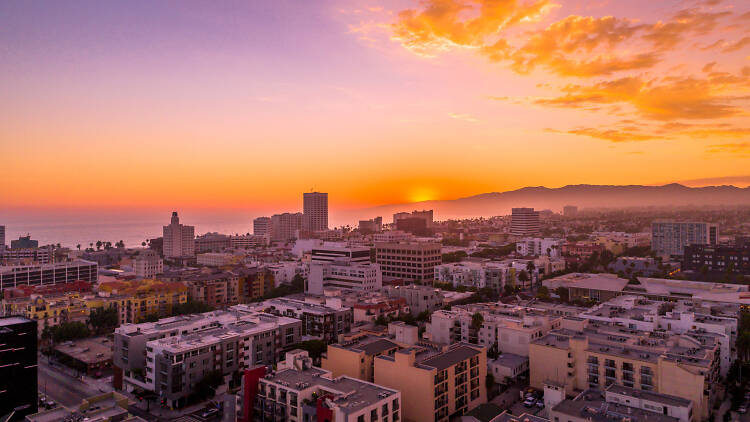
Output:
(0, 260), (98, 292)
(196, 252), (237, 267)
(434, 261), (513, 291)
(307, 261), (382, 295)
(25, 392), (146, 422)
(516, 238), (563, 258)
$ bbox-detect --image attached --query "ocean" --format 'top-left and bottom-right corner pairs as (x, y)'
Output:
(0, 211), (257, 249)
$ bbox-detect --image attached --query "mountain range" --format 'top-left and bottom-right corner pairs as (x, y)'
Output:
(334, 184), (750, 223)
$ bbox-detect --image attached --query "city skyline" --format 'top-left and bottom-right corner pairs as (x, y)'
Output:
(2, 0), (750, 213)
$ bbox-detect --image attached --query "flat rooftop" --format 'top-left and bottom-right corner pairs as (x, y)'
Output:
(553, 389), (679, 422)
(55, 337), (113, 364)
(606, 384), (691, 408)
(264, 368), (398, 416)
(418, 344), (481, 371)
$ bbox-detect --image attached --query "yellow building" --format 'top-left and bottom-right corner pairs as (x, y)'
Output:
(529, 319), (719, 421)
(374, 342), (487, 422)
(322, 333), (404, 381)
(97, 279), (188, 323)
(2, 292), (91, 337)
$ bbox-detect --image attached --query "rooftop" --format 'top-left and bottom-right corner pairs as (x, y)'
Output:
(263, 368), (398, 415)
(55, 336), (113, 364)
(553, 389), (679, 422)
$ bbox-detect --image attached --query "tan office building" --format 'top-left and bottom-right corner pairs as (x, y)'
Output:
(375, 242), (442, 282)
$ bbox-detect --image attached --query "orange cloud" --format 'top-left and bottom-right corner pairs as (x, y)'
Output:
(390, 0), (554, 56)
(506, 15), (658, 76)
(642, 8), (732, 48)
(548, 126), (662, 142)
(533, 69), (749, 120)
(706, 142), (750, 155)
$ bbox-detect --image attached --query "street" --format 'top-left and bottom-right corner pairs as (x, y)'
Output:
(38, 355), (99, 407)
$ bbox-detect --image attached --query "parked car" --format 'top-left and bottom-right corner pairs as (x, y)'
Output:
(201, 408), (220, 418)
(738, 406), (747, 414)
(523, 398), (536, 408)
(536, 401), (545, 408)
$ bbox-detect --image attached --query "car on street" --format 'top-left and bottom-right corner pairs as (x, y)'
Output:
(523, 398), (536, 408)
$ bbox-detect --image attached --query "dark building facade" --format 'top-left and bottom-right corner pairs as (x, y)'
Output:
(0, 316), (38, 420)
(683, 244), (750, 275)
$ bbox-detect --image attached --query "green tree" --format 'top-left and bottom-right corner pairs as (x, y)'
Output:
(88, 307), (119, 334)
(416, 310), (431, 323)
(293, 340), (327, 362)
(471, 312), (484, 331)
(193, 370), (224, 401)
(536, 285), (550, 300)
(556, 287), (569, 303)
(95, 240), (103, 250)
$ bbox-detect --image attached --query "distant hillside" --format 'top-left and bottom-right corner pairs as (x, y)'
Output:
(333, 184), (750, 223)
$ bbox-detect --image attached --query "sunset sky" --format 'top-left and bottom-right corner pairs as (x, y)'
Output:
(2, 0), (750, 214)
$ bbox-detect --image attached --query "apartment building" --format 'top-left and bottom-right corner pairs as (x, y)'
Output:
(428, 303), (562, 355)
(563, 206), (578, 217)
(510, 208), (540, 237)
(375, 242), (442, 282)
(163, 211), (195, 259)
(261, 297), (353, 343)
(97, 279), (188, 324)
(393, 209), (433, 227)
(562, 242), (606, 260)
(183, 271), (240, 308)
(231, 267), (277, 301)
(434, 261), (513, 291)
(195, 232), (231, 253)
(359, 217), (383, 233)
(0, 259), (98, 292)
(529, 319), (720, 420)
(374, 342), (487, 422)
(516, 238), (563, 257)
(271, 213), (304, 242)
(134, 250), (163, 279)
(303, 192), (329, 232)
(240, 349), (401, 422)
(682, 244), (750, 275)
(253, 217), (273, 237)
(384, 284), (445, 314)
(0, 245), (54, 264)
(113, 305), (301, 407)
(0, 316), (38, 420)
(231, 234), (269, 248)
(651, 221), (718, 257)
(3, 292), (90, 337)
(580, 295), (737, 375)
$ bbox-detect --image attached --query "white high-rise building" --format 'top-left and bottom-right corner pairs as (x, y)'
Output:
(162, 212), (195, 258)
(253, 216), (272, 236)
(652, 221), (718, 256)
(510, 207), (540, 236)
(303, 192), (328, 232)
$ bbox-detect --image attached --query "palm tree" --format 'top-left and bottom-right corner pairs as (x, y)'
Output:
(76, 244), (81, 251)
(96, 240), (102, 250)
